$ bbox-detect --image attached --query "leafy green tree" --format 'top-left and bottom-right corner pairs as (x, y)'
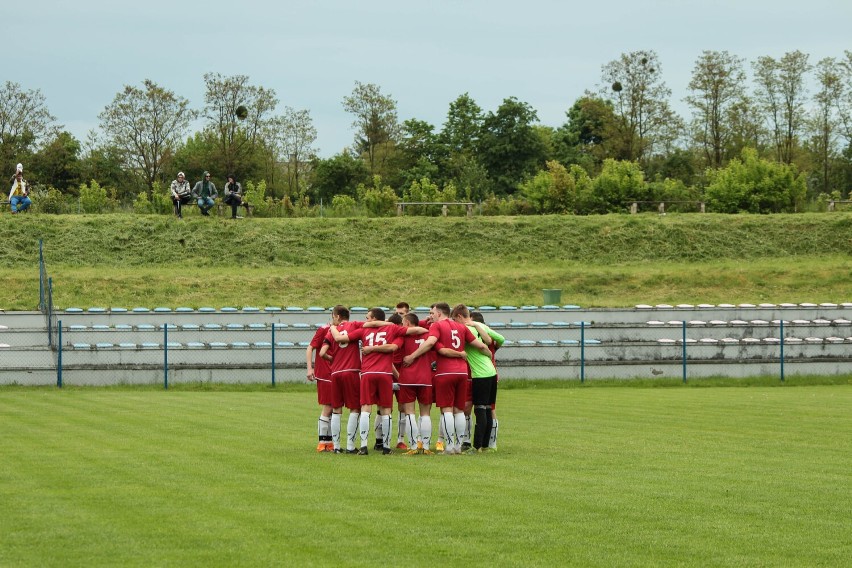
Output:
(172, 131), (218, 183)
(357, 175), (398, 216)
(99, 79), (195, 194)
(30, 131), (81, 191)
(600, 51), (683, 163)
(310, 151), (370, 204)
(705, 148), (807, 212)
(202, 73), (278, 181)
(342, 81), (400, 178)
(0, 81), (60, 174)
(76, 131), (127, 196)
(478, 97), (547, 195)
(753, 51), (812, 164)
(518, 160), (576, 214)
(686, 51), (748, 168)
(805, 57), (844, 195)
(394, 118), (448, 189)
(554, 95), (622, 172)
(267, 107), (318, 199)
(441, 93), (483, 154)
(581, 159), (647, 214)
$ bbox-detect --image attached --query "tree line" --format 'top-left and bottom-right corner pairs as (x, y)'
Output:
(3, 49), (852, 215)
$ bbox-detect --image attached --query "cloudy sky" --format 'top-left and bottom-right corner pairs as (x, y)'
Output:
(13, 0), (852, 157)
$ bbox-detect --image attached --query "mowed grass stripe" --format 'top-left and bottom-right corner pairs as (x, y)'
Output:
(1, 387), (849, 566)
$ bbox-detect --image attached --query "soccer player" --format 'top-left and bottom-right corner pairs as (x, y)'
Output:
(453, 305), (503, 452)
(319, 305), (363, 454)
(398, 312), (435, 454)
(472, 310), (503, 450)
(329, 308), (407, 455)
(402, 302), (490, 455)
(306, 319), (334, 452)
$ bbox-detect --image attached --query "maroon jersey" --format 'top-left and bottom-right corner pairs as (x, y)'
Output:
(346, 324), (404, 375)
(310, 325), (332, 379)
(428, 318), (476, 376)
(399, 331), (432, 386)
(324, 321), (364, 375)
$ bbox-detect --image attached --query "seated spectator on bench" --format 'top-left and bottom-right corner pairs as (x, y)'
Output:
(223, 174), (245, 219)
(192, 171), (217, 217)
(170, 172), (192, 218)
(8, 169), (31, 214)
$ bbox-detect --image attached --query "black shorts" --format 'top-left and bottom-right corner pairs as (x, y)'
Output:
(471, 376), (497, 407)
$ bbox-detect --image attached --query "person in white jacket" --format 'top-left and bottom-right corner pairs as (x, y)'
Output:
(8, 169), (31, 213)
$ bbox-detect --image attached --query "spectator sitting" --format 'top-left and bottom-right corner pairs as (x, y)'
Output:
(8, 169), (31, 214)
(192, 171), (217, 217)
(222, 174), (244, 219)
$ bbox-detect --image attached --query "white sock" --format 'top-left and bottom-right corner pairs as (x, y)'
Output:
(318, 415), (331, 440)
(420, 415), (432, 449)
(359, 412), (371, 448)
(442, 412), (456, 449)
(374, 413), (382, 441)
(381, 415), (392, 449)
(346, 412), (359, 451)
(489, 418), (498, 448)
(454, 413), (466, 449)
(406, 413), (420, 446)
(438, 416), (446, 444)
(460, 414), (471, 444)
(397, 413), (407, 443)
(331, 413), (342, 449)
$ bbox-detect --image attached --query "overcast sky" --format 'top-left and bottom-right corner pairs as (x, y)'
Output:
(12, 0), (852, 157)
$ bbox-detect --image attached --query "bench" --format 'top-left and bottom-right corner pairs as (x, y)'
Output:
(216, 200), (254, 217)
(629, 201), (705, 214)
(396, 201), (475, 217)
(827, 200), (852, 211)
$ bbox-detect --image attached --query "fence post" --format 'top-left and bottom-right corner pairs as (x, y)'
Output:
(271, 324), (276, 386)
(39, 239), (44, 311)
(580, 322), (585, 383)
(57, 320), (63, 388)
(780, 319), (785, 382)
(47, 277), (53, 349)
(164, 324), (169, 390)
(682, 320), (687, 383)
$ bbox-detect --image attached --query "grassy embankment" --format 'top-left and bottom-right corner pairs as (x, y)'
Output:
(1, 213), (851, 310)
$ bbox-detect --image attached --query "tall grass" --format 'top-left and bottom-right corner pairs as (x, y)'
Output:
(1, 213), (851, 309)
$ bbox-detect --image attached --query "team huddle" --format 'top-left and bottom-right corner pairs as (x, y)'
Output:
(305, 302), (503, 455)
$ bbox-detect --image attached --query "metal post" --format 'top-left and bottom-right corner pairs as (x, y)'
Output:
(47, 277), (53, 349)
(164, 324), (169, 390)
(780, 319), (785, 382)
(57, 320), (63, 388)
(271, 324), (276, 386)
(39, 239), (44, 311)
(580, 321), (585, 383)
(682, 320), (687, 383)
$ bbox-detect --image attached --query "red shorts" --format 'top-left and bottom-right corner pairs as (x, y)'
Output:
(360, 372), (394, 408)
(433, 373), (467, 409)
(331, 371), (360, 411)
(397, 384), (434, 405)
(465, 378), (472, 403)
(316, 377), (333, 406)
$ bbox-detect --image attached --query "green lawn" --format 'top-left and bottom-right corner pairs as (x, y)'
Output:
(1, 385), (849, 566)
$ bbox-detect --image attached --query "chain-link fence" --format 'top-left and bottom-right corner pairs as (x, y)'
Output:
(40, 305), (852, 386)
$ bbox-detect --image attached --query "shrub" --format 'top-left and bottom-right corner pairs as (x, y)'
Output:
(79, 180), (118, 214)
(705, 148), (807, 213)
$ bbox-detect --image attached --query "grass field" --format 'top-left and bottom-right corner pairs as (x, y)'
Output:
(1, 384), (849, 566)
